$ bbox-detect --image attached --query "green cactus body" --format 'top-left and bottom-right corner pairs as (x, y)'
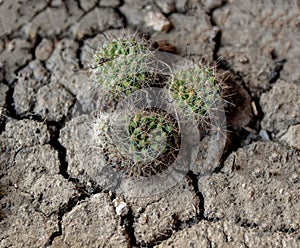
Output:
(97, 108), (180, 177)
(170, 66), (221, 119)
(92, 38), (154, 98)
(127, 109), (176, 162)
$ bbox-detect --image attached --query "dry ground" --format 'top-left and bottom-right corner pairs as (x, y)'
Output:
(0, 0), (300, 247)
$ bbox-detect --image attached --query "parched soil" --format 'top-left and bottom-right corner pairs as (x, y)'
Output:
(0, 0), (299, 247)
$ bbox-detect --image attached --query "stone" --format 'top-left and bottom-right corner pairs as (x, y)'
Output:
(59, 115), (103, 191)
(45, 38), (99, 116)
(35, 38), (54, 61)
(203, 0), (224, 12)
(0, 83), (8, 108)
(280, 124), (300, 150)
(45, 38), (93, 98)
(0, 120), (49, 178)
(260, 80), (300, 134)
(34, 82), (75, 122)
(175, 0), (188, 13)
(144, 11), (172, 32)
(51, 193), (128, 247)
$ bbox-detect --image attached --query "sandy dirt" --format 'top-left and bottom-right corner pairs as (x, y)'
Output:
(0, 0), (299, 247)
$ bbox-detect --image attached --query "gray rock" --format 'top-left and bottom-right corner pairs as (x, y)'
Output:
(35, 38), (54, 61)
(280, 124), (300, 150)
(0, 39), (32, 82)
(13, 60), (49, 114)
(156, 219), (300, 248)
(31, 174), (78, 216)
(34, 82), (75, 122)
(144, 11), (172, 32)
(0, 204), (58, 248)
(0, 120), (49, 176)
(0, 39), (4, 53)
(51, 193), (128, 247)
(199, 141), (300, 233)
(45, 38), (96, 108)
(0, 187), (33, 219)
(70, 7), (123, 40)
(260, 80), (300, 134)
(50, 0), (66, 7)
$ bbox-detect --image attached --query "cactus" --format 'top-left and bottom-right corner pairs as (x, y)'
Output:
(127, 109), (177, 163)
(169, 65), (222, 120)
(91, 37), (157, 100)
(94, 108), (179, 177)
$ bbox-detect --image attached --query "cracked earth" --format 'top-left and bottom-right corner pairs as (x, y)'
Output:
(0, 0), (300, 247)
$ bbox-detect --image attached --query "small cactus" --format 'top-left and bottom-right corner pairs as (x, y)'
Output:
(91, 37), (156, 100)
(127, 109), (178, 163)
(170, 65), (222, 120)
(95, 108), (179, 177)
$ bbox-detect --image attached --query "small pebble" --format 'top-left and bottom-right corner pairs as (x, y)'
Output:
(259, 130), (271, 141)
(35, 39), (53, 61)
(144, 11), (172, 32)
(113, 197), (129, 216)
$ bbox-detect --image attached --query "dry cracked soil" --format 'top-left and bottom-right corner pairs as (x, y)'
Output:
(0, 0), (300, 247)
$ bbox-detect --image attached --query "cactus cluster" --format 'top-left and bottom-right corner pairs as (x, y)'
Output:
(91, 35), (223, 178)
